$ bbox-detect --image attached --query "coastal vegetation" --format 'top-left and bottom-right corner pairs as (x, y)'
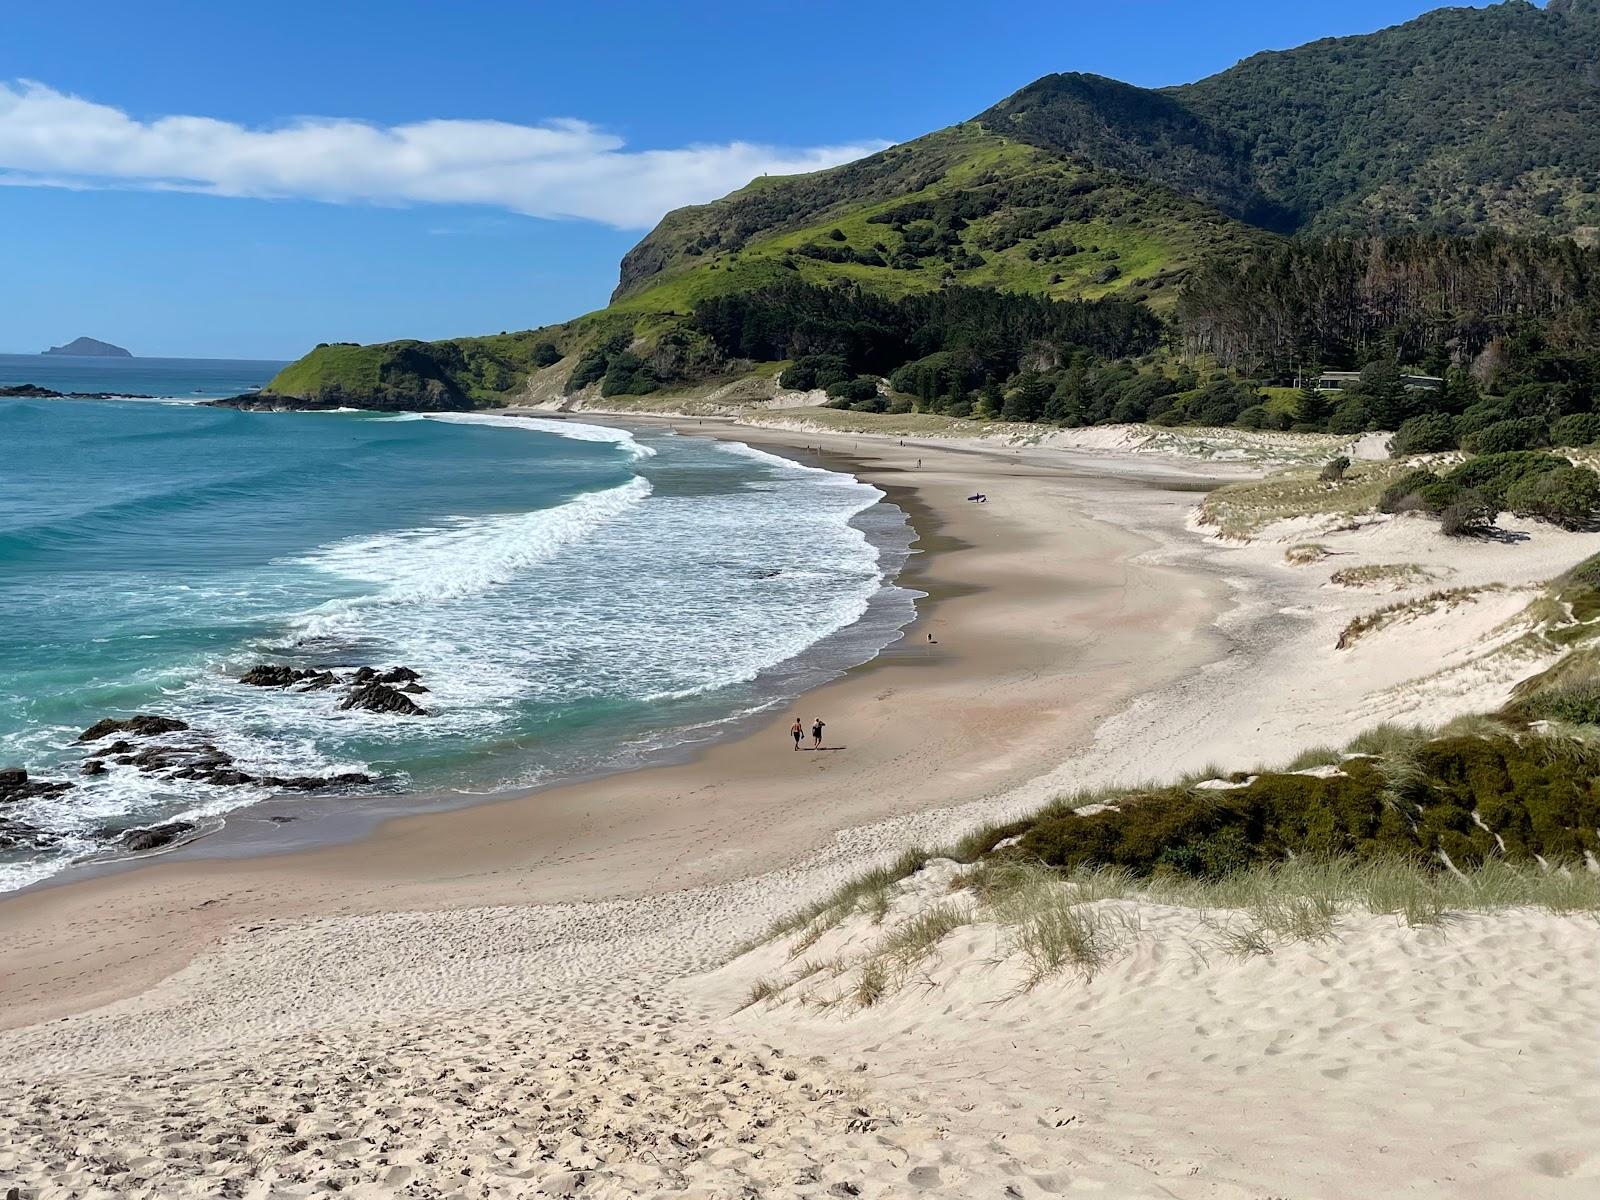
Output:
(253, 3), (1600, 417)
(739, 547), (1600, 1007)
(750, 712), (1600, 1007)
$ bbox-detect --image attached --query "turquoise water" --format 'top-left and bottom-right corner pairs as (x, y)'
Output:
(0, 353), (288, 400)
(0, 379), (915, 891)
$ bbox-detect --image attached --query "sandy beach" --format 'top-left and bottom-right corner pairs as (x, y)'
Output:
(3, 417), (1597, 1198)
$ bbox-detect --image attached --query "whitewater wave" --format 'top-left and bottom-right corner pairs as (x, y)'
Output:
(295, 475), (652, 607)
(424, 412), (656, 459)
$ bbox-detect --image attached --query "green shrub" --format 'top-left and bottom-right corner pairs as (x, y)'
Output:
(1378, 468), (1441, 513)
(1455, 399), (1518, 440)
(1444, 451), (1569, 507)
(780, 354), (852, 392)
(1416, 477), (1464, 513)
(1505, 465), (1600, 530)
(1516, 681), (1600, 726)
(1550, 412), (1600, 448)
(1006, 735), (1600, 879)
(1390, 412), (1458, 456)
(565, 348), (611, 393)
(1563, 552), (1600, 591)
(599, 351), (659, 397)
(1320, 454), (1351, 482)
(531, 342), (562, 368)
(1460, 417), (1550, 455)
(1326, 397), (1372, 434)
(826, 376), (882, 407)
(1439, 490), (1497, 537)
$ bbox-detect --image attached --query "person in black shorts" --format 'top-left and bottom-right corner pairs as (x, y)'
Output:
(791, 718), (804, 751)
(811, 717), (826, 749)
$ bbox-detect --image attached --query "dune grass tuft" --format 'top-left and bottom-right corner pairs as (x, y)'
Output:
(878, 901), (971, 971)
(854, 959), (890, 1008)
(739, 976), (787, 1010)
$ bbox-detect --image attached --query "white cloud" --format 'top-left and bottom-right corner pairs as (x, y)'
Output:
(0, 81), (887, 228)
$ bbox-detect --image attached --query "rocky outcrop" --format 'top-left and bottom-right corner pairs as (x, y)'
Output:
(0, 384), (156, 400)
(0, 816), (56, 850)
(240, 664), (322, 687)
(340, 682), (428, 716)
(116, 822), (196, 852)
(259, 772), (373, 792)
(0, 767), (74, 803)
(78, 715), (190, 743)
(240, 664), (430, 711)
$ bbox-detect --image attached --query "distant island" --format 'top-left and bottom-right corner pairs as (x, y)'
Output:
(43, 337), (132, 358)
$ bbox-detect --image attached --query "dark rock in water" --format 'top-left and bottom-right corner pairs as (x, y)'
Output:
(117, 821), (196, 853)
(0, 383), (156, 400)
(260, 771), (373, 792)
(339, 682), (428, 716)
(78, 715), (190, 743)
(398, 683), (429, 694)
(0, 817), (57, 850)
(240, 664), (323, 688)
(350, 666), (378, 684)
(105, 740), (133, 755)
(377, 666), (421, 684)
(0, 767), (74, 803)
(81, 760), (107, 777)
(127, 744), (187, 771)
(298, 671), (341, 691)
(204, 769), (258, 786)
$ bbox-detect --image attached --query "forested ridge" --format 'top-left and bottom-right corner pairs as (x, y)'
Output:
(262, 2), (1600, 426)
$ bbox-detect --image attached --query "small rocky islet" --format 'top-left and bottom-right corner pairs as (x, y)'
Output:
(1, 663), (432, 859)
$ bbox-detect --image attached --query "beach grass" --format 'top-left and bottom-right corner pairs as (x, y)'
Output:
(749, 852), (1600, 1012)
(1199, 460), (1410, 539)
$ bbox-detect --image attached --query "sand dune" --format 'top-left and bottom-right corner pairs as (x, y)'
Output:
(700, 859), (1600, 1199)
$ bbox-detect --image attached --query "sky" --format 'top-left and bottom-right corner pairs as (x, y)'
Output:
(1, 0), (1494, 360)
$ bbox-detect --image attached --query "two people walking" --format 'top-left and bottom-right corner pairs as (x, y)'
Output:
(790, 716), (827, 751)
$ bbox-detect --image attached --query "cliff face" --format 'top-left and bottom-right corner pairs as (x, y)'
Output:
(43, 337), (132, 357)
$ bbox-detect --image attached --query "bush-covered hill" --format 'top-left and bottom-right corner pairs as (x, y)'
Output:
(257, 2), (1600, 412)
(620, 0), (1600, 305)
(1174, 0), (1600, 237)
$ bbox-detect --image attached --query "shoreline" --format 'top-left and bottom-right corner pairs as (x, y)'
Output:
(6, 432), (930, 898)
(8, 412), (1593, 1197)
(0, 419), (1240, 1040)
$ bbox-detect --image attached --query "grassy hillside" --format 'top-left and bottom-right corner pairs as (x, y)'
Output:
(611, 125), (1268, 310)
(259, 2), (1600, 411)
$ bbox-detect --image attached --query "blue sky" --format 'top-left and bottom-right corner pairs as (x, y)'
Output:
(2, 1), (1483, 359)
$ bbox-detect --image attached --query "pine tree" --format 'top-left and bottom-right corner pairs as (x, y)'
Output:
(1294, 360), (1327, 427)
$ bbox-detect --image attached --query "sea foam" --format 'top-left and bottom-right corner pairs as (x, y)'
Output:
(424, 412), (657, 459)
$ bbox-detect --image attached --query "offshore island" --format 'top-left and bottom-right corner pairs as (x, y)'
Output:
(41, 336), (132, 357)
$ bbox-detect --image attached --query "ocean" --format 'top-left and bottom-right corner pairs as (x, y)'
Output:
(0, 358), (917, 891)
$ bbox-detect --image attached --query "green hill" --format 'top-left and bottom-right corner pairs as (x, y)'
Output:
(257, 0), (1600, 412)
(1174, 0), (1600, 236)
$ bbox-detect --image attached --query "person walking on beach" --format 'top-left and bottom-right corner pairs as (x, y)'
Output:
(791, 718), (804, 751)
(811, 717), (826, 749)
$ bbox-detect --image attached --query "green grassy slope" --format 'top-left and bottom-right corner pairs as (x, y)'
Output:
(611, 125), (1269, 312)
